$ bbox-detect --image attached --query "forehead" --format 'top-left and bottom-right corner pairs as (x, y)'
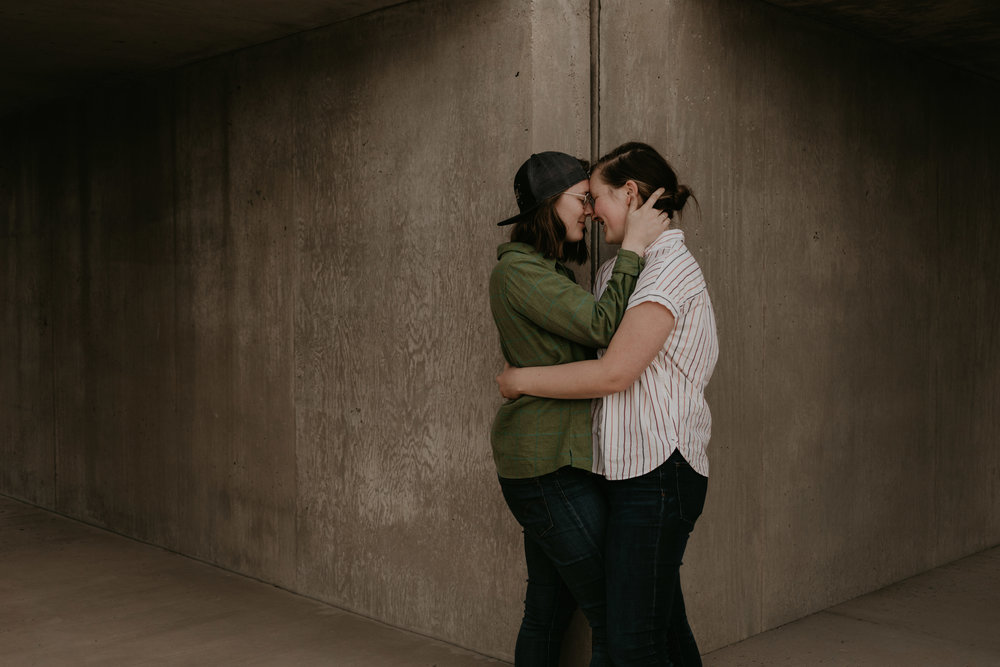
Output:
(589, 175), (613, 194)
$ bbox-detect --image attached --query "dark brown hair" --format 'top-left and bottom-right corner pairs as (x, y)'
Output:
(510, 196), (589, 264)
(592, 142), (693, 219)
(509, 157), (590, 264)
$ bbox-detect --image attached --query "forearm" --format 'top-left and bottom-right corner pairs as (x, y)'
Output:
(575, 249), (643, 347)
(511, 358), (632, 399)
(496, 303), (675, 401)
(505, 249), (641, 348)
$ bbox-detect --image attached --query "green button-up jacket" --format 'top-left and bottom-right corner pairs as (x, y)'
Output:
(488, 241), (643, 478)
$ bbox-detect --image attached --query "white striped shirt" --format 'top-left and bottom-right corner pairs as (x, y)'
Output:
(592, 230), (718, 479)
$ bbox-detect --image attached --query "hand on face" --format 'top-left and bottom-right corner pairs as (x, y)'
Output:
(620, 187), (670, 256)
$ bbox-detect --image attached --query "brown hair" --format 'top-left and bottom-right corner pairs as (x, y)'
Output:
(510, 196), (589, 264)
(592, 142), (693, 219)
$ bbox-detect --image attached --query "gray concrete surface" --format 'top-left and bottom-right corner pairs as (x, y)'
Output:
(5, 0), (999, 118)
(2, 0), (1000, 662)
(0, 0), (406, 116)
(703, 546), (1000, 666)
(601, 0), (1000, 651)
(4, 495), (999, 666)
(762, 1), (1000, 81)
(0, 495), (504, 666)
(3, 0), (580, 661)
(2, 0), (604, 660)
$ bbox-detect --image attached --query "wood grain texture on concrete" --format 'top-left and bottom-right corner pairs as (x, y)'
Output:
(0, 0), (596, 661)
(597, 0), (775, 650)
(289, 0), (592, 658)
(2, 0), (999, 661)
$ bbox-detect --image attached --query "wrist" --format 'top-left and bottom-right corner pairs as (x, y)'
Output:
(620, 240), (645, 257)
(513, 368), (528, 395)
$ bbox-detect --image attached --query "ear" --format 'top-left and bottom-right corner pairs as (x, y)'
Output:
(624, 180), (639, 198)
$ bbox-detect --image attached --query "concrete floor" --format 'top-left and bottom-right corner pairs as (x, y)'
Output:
(0, 496), (503, 666)
(2, 495), (998, 667)
(702, 547), (1000, 667)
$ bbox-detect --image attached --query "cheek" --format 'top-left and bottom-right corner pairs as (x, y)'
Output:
(555, 202), (576, 227)
(599, 202), (623, 225)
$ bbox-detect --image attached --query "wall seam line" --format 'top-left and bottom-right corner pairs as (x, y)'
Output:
(589, 0), (601, 283)
(49, 113), (59, 510)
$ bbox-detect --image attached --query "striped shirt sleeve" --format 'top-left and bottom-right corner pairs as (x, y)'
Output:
(628, 239), (706, 317)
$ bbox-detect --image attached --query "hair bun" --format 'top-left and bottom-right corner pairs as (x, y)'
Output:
(673, 184), (692, 211)
(594, 142), (695, 220)
(653, 193), (674, 212)
(654, 185), (691, 213)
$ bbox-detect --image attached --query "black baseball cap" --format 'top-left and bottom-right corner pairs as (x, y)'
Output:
(497, 151), (588, 226)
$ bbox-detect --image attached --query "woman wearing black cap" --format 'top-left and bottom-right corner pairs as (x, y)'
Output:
(498, 142), (719, 666)
(489, 150), (670, 665)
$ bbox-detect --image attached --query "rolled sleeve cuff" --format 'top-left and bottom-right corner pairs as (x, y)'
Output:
(628, 292), (680, 319)
(611, 249), (643, 276)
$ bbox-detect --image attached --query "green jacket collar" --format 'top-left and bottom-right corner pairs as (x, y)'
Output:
(497, 242), (560, 267)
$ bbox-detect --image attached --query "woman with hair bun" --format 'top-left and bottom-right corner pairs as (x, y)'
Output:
(499, 142), (719, 666)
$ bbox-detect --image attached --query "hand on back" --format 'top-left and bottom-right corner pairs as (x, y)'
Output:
(496, 362), (523, 400)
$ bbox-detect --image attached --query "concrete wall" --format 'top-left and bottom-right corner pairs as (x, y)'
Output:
(1, 0), (592, 659)
(2, 0), (999, 661)
(598, 0), (1000, 649)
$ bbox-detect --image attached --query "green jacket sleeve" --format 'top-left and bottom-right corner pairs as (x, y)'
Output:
(505, 249), (643, 348)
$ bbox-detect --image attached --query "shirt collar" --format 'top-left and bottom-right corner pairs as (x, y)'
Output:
(646, 229), (685, 254)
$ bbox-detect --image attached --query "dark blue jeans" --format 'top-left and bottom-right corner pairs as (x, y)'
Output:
(499, 466), (610, 667)
(605, 451), (708, 666)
